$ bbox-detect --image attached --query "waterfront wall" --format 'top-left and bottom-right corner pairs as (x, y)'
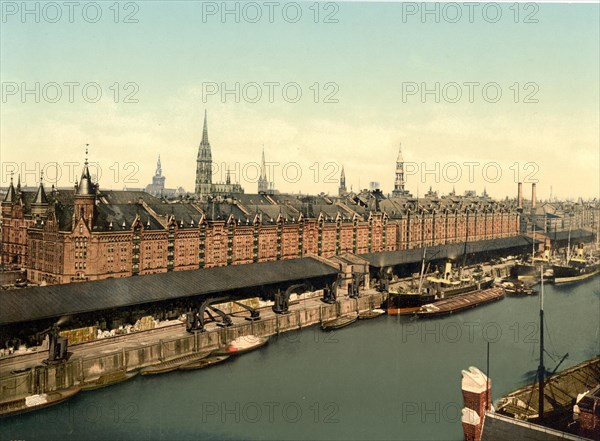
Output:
(0, 293), (384, 401)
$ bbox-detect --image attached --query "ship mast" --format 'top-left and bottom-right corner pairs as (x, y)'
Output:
(567, 224), (572, 265)
(537, 264), (545, 422)
(532, 223), (536, 261)
(417, 248), (427, 294)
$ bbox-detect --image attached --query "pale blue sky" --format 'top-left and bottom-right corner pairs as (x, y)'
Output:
(1, 2), (598, 199)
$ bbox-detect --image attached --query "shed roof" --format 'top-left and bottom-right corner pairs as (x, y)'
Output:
(0, 257), (338, 325)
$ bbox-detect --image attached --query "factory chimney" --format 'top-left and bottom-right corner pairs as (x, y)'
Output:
(531, 183), (537, 209)
(461, 367), (491, 441)
(517, 182), (523, 209)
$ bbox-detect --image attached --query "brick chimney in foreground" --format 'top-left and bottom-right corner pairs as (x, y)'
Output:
(461, 366), (491, 441)
(531, 183), (537, 209)
(517, 182), (523, 209)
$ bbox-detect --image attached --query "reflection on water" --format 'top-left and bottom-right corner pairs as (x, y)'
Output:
(3, 278), (599, 441)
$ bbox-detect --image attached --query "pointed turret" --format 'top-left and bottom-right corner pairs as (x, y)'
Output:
(16, 175), (21, 194)
(73, 146), (97, 229)
(77, 147), (95, 196)
(2, 175), (16, 203)
(31, 172), (49, 218)
(33, 173), (48, 205)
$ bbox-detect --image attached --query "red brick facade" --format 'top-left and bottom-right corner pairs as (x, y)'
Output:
(1, 171), (521, 286)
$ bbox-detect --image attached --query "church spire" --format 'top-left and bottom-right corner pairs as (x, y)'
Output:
(260, 145), (266, 180)
(201, 109), (209, 145)
(195, 110), (213, 196)
(338, 165), (347, 197)
(258, 145), (269, 194)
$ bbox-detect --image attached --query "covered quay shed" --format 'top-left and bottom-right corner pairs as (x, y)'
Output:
(0, 257), (339, 346)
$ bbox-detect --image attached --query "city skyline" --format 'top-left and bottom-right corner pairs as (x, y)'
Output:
(0, 118), (596, 202)
(1, 3), (598, 200)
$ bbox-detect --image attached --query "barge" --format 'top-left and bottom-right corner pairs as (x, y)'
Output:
(416, 287), (505, 318)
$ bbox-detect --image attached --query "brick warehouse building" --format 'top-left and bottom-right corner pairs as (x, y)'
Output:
(1, 156), (520, 285)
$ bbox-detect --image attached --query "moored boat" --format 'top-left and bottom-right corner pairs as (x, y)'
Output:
(386, 289), (436, 315)
(388, 260), (494, 315)
(552, 258), (600, 284)
(80, 369), (138, 391)
(179, 355), (231, 371)
(502, 280), (537, 296)
(416, 287), (505, 318)
(358, 309), (385, 320)
(0, 386), (81, 418)
(321, 313), (358, 330)
(509, 261), (538, 280)
(426, 261), (495, 299)
(140, 350), (212, 375)
(212, 336), (269, 356)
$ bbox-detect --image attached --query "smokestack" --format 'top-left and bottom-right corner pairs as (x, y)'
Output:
(531, 183), (537, 209)
(461, 367), (491, 441)
(517, 182), (523, 209)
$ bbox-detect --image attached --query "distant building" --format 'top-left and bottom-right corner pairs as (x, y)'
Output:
(338, 166), (347, 197)
(257, 147), (276, 194)
(392, 143), (410, 197)
(144, 155), (186, 197)
(425, 186), (438, 198)
(516, 182), (599, 234)
(195, 111), (243, 197)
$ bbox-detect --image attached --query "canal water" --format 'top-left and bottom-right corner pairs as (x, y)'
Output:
(3, 278), (599, 441)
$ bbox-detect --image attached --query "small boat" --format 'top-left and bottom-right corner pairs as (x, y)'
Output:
(140, 350), (212, 376)
(321, 313), (358, 330)
(80, 369), (138, 391)
(0, 386), (81, 418)
(179, 355), (230, 371)
(212, 336), (269, 356)
(358, 309), (385, 320)
(502, 280), (537, 296)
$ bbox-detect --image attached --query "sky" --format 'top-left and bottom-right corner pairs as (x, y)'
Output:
(1, 1), (599, 200)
